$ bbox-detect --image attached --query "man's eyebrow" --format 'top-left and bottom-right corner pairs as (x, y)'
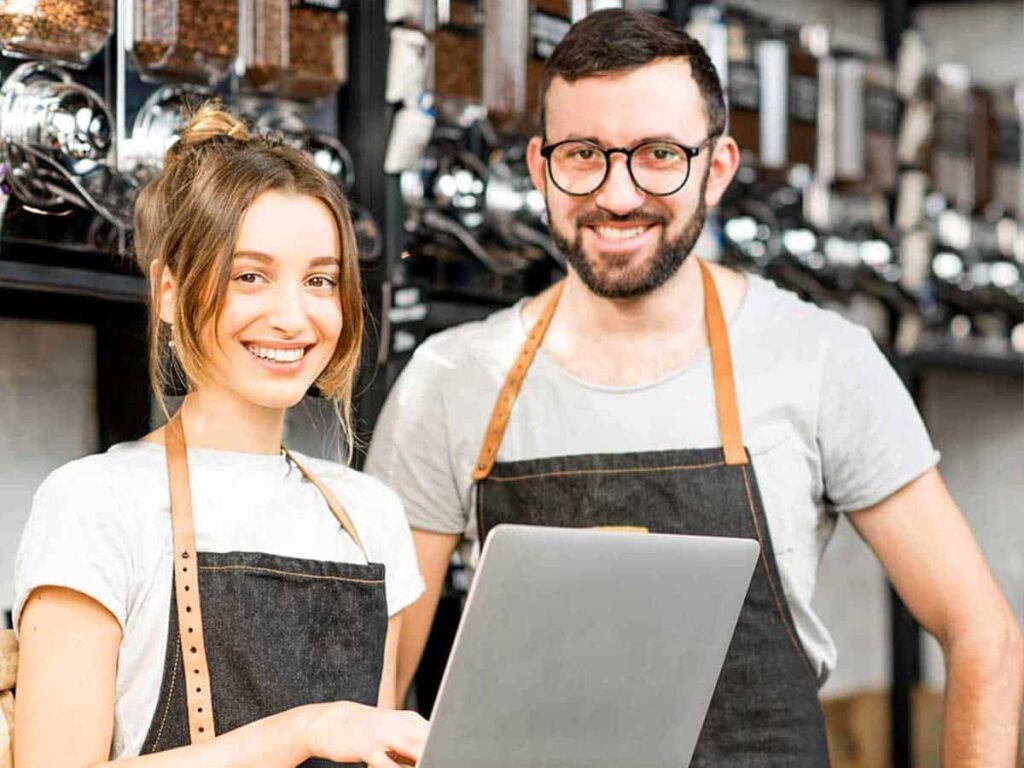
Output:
(556, 133), (691, 146)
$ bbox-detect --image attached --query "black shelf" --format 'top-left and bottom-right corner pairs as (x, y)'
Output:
(900, 346), (1024, 378)
(0, 259), (146, 304)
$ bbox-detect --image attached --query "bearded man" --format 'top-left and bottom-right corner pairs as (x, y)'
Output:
(367, 9), (1022, 764)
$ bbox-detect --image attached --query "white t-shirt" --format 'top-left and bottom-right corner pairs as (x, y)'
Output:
(365, 272), (940, 685)
(14, 441), (425, 760)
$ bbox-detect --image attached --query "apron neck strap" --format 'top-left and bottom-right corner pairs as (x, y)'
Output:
(472, 280), (565, 481)
(471, 260), (748, 482)
(164, 412), (372, 744)
(699, 260), (748, 466)
(281, 447), (368, 557)
(165, 412), (217, 743)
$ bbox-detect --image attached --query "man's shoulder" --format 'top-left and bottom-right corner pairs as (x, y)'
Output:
(742, 272), (869, 348)
(407, 301), (525, 378)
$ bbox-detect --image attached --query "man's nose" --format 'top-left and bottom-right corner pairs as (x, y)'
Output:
(593, 155), (646, 215)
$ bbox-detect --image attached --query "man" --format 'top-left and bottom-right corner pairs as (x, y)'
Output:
(366, 9), (1023, 764)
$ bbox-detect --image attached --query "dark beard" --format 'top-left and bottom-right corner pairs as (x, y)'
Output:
(549, 170), (709, 299)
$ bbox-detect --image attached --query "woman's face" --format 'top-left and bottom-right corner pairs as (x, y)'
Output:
(201, 190), (344, 411)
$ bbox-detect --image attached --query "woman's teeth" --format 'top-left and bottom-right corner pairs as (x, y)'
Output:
(594, 225), (649, 241)
(245, 345), (306, 363)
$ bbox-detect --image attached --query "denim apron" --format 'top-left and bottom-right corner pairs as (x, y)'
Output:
(471, 261), (829, 765)
(140, 412), (387, 768)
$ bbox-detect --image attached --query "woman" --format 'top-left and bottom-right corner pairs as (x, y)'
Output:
(13, 104), (428, 768)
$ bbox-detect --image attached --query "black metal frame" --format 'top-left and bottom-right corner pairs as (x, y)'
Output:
(0, 1), (400, 458)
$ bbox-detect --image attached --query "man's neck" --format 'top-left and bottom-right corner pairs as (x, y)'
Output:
(523, 258), (746, 387)
(558, 257), (704, 339)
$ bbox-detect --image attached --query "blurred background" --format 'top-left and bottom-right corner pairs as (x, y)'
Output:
(0, 1), (1020, 766)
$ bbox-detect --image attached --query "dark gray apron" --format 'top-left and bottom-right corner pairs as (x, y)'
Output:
(140, 413), (387, 768)
(471, 261), (830, 766)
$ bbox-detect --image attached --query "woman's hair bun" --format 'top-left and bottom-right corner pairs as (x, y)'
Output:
(179, 101), (250, 146)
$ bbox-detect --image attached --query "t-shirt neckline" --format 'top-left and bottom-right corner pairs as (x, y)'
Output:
(512, 269), (759, 394)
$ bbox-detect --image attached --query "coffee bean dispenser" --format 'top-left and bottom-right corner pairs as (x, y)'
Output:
(239, 0), (349, 101)
(526, 0), (570, 124)
(433, 0), (482, 106)
(128, 0), (237, 85)
(0, 0), (112, 68)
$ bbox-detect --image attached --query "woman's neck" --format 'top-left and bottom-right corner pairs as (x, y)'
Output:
(151, 389), (287, 454)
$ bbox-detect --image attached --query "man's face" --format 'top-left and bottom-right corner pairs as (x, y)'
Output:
(528, 59), (732, 299)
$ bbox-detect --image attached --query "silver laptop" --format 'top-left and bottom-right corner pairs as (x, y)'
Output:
(418, 524), (759, 768)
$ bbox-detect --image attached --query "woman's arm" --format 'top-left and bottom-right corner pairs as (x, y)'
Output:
(16, 587), (427, 768)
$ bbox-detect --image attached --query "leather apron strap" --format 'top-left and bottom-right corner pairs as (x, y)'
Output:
(282, 447), (369, 558)
(700, 261), (748, 466)
(471, 260), (747, 482)
(165, 414), (217, 743)
(165, 413), (369, 745)
(471, 280), (565, 481)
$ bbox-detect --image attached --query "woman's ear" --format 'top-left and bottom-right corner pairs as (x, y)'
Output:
(152, 262), (177, 325)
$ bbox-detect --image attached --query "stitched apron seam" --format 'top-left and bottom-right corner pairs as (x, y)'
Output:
(198, 565), (384, 584)
(478, 482), (486, 542)
(488, 460), (726, 483)
(741, 464), (818, 680)
(152, 639), (180, 750)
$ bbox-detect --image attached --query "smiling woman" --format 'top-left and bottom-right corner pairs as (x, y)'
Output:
(133, 105), (362, 449)
(12, 102), (428, 768)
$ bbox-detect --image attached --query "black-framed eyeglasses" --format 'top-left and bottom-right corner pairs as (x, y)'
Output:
(539, 135), (719, 197)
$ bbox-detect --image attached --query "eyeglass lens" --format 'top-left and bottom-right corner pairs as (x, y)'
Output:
(548, 141), (692, 196)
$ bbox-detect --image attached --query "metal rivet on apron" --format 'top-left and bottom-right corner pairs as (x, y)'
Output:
(185, 606), (192, 613)
(184, 585), (190, 592)
(193, 669), (199, 675)
(198, 727), (205, 733)
(190, 646), (197, 654)
(181, 551), (189, 559)
(198, 707), (203, 713)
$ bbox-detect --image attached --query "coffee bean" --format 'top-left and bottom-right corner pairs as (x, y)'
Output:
(0, 0), (111, 66)
(132, 0), (237, 85)
(243, 7), (347, 101)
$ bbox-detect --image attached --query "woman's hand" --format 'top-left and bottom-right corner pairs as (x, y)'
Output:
(306, 701), (429, 767)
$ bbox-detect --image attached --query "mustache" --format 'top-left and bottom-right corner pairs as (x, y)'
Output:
(575, 209), (668, 228)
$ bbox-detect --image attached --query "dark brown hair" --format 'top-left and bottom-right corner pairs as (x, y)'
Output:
(133, 101), (363, 456)
(539, 9), (726, 138)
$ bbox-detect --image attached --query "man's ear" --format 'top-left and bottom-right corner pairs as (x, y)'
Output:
(151, 261), (177, 325)
(702, 135), (740, 209)
(526, 135), (548, 194)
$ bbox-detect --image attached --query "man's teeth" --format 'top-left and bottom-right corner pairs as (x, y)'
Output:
(246, 345), (306, 363)
(594, 225), (649, 241)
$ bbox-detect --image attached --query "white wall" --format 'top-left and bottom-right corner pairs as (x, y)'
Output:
(728, 0), (1022, 88)
(0, 319), (97, 625)
(915, 2), (1024, 88)
(816, 368), (1024, 697)
(919, 370), (1024, 688)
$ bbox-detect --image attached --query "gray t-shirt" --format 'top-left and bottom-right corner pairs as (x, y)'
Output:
(365, 272), (939, 683)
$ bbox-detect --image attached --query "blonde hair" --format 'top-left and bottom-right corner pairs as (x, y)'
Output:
(133, 101), (364, 457)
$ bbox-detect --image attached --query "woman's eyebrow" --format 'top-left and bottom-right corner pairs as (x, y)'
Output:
(233, 250), (274, 263)
(232, 251), (340, 268)
(309, 256), (342, 268)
